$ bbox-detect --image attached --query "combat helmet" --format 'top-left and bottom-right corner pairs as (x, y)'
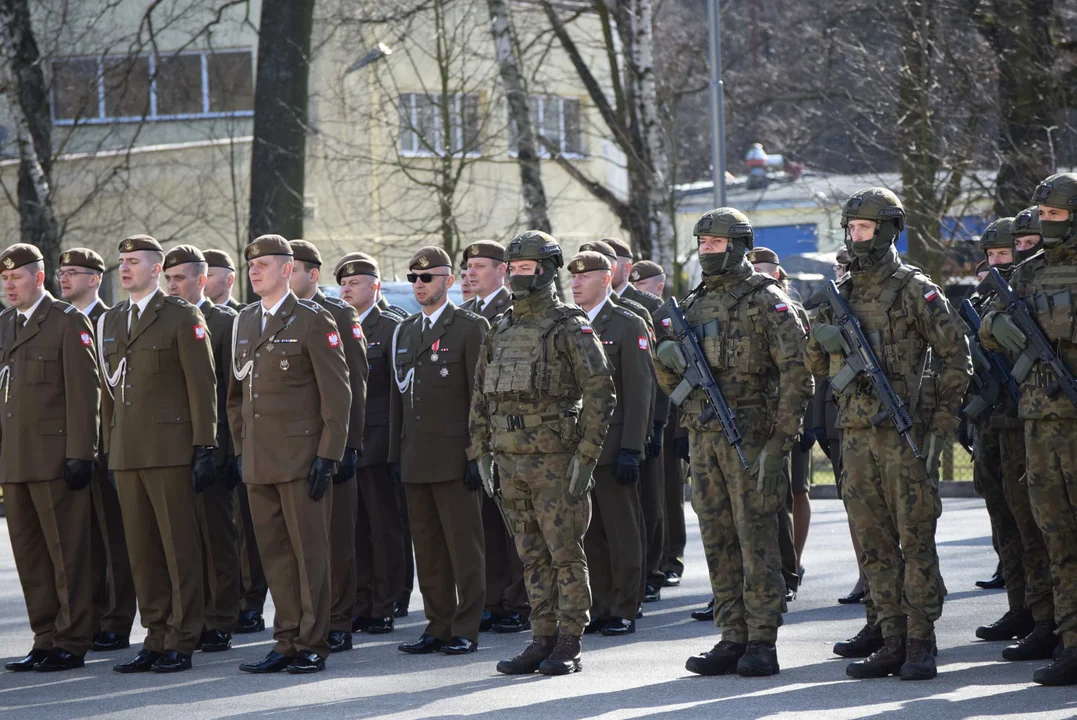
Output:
(978, 217), (1016, 275)
(1032, 173), (1077, 248)
(693, 207), (753, 275)
(841, 187), (905, 260)
(505, 230), (562, 298)
(1013, 205), (1042, 264)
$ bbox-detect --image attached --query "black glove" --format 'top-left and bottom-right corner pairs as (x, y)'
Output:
(389, 462), (403, 488)
(464, 460), (483, 491)
(334, 448), (359, 484)
(63, 458), (94, 491)
(191, 446), (216, 493)
(615, 449), (641, 486)
(223, 455), (243, 491)
(675, 436), (690, 463)
(798, 430), (815, 453)
(308, 456), (335, 501)
(645, 422), (665, 460)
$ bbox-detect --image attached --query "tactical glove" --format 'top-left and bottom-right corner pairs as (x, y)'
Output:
(63, 458), (94, 491)
(223, 455), (243, 491)
(464, 460), (483, 492)
(334, 448), (359, 484)
(615, 449), (641, 486)
(191, 446), (216, 493)
(645, 422), (665, 460)
(924, 431), (945, 479)
(656, 340), (687, 373)
(798, 429), (815, 453)
(675, 436), (691, 463)
(987, 313), (1027, 354)
(750, 437), (786, 498)
(568, 453), (597, 498)
(308, 457), (336, 501)
(389, 462), (403, 488)
(812, 323), (845, 354)
(477, 454), (497, 497)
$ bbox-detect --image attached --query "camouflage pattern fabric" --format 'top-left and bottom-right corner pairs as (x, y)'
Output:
(973, 425), (1026, 612)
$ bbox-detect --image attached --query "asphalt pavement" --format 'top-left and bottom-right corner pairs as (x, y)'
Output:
(1, 498), (1073, 720)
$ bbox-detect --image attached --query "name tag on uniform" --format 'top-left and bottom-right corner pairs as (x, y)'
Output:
(238, 339), (248, 345)
(103, 337), (115, 343)
(397, 347), (409, 353)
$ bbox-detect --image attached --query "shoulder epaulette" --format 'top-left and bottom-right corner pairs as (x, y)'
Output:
(296, 298), (324, 313)
(0, 306), (15, 318)
(635, 288), (662, 303)
(617, 307), (635, 319)
(455, 308), (483, 323)
(163, 295), (190, 307)
(59, 302), (78, 314)
(215, 304), (238, 317)
(324, 296), (348, 308)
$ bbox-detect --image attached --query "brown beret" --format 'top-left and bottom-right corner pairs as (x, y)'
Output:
(567, 251), (612, 274)
(975, 259), (988, 274)
(462, 240), (505, 263)
(164, 244), (207, 270)
(578, 240), (617, 261)
(0, 243), (43, 271)
(119, 234), (163, 254)
(409, 246), (452, 271)
(336, 252), (380, 281)
(202, 249), (235, 270)
(748, 246), (780, 265)
(245, 234), (294, 261)
(602, 237), (633, 259)
(59, 247), (105, 272)
(289, 239), (322, 266)
(629, 260), (664, 282)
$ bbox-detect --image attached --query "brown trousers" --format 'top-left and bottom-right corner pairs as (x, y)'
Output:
(89, 470), (136, 636)
(482, 492), (529, 616)
(115, 466), (204, 655)
(329, 478), (358, 633)
(397, 483), (415, 606)
(586, 464), (644, 620)
(247, 480), (332, 658)
(661, 419), (686, 575)
(404, 480), (485, 642)
(196, 480), (240, 632)
(5, 479), (94, 655)
(235, 482), (268, 612)
(355, 465), (406, 619)
(640, 452), (666, 588)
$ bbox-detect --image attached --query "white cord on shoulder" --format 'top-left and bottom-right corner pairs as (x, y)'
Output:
(390, 320), (415, 404)
(0, 365), (9, 403)
(97, 311), (126, 403)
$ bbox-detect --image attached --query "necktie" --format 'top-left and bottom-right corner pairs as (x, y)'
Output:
(129, 305), (140, 333)
(15, 315), (25, 339)
(422, 316), (432, 344)
(262, 310), (271, 333)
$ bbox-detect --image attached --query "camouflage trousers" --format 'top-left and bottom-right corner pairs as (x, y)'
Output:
(842, 426), (942, 640)
(496, 452), (592, 638)
(977, 425), (1054, 622)
(1024, 419), (1077, 647)
(689, 426), (785, 644)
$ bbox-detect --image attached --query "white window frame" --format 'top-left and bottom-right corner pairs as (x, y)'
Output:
(50, 49), (254, 126)
(398, 92), (482, 159)
(509, 95), (585, 159)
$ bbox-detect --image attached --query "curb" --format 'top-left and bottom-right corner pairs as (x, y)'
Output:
(809, 481), (979, 500)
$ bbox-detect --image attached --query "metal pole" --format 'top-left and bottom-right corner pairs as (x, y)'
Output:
(707, 0), (726, 207)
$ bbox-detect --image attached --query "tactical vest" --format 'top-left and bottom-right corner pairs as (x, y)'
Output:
(1018, 262), (1077, 410)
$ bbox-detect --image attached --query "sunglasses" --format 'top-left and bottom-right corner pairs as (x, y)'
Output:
(407, 272), (449, 284)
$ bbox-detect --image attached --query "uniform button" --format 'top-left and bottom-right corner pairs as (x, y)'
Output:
(125, 384), (132, 389)
(254, 373), (259, 378)
(254, 393), (259, 398)
(415, 415), (420, 420)
(305, 430), (310, 434)
(125, 401), (131, 406)
(255, 413), (261, 419)
(256, 353), (261, 358)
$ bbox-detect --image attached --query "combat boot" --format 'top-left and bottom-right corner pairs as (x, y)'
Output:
(495, 635), (556, 675)
(899, 637), (936, 681)
(736, 641), (779, 677)
(685, 640), (745, 676)
(976, 608), (1034, 642)
(1033, 646), (1077, 686)
(1002, 620), (1057, 661)
(846, 635), (905, 679)
(833, 623), (884, 658)
(538, 634), (582, 675)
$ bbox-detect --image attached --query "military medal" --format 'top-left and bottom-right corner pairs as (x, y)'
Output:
(440, 367), (449, 377)
(280, 359), (289, 370)
(266, 342), (274, 353)
(431, 339), (440, 362)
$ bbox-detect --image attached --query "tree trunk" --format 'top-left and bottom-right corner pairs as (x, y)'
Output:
(248, 0), (314, 248)
(0, 0), (60, 295)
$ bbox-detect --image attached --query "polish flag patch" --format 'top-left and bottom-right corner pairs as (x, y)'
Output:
(638, 335), (649, 351)
(924, 289), (938, 302)
(193, 325), (207, 340)
(775, 303), (788, 313)
(661, 317), (672, 328)
(79, 331), (92, 347)
(581, 325), (594, 334)
(351, 324), (363, 341)
(327, 332), (340, 348)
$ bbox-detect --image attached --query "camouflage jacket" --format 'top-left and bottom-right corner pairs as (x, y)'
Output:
(469, 285), (616, 465)
(654, 259), (814, 448)
(804, 246), (971, 433)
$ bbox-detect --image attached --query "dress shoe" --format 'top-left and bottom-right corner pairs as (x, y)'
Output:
(351, 616), (371, 633)
(496, 635), (555, 674)
(976, 565), (1005, 590)
(33, 648), (84, 672)
(113, 649), (163, 673)
(92, 632), (130, 652)
(685, 641), (745, 676)
(441, 637), (478, 655)
(234, 609), (265, 634)
(784, 587), (796, 603)
(152, 650), (192, 673)
(636, 603), (644, 619)
(287, 650), (325, 674)
(200, 629), (232, 652)
(5, 648), (50, 672)
(479, 611), (499, 633)
(833, 623), (884, 658)
(393, 601), (410, 618)
(900, 637), (936, 681)
(691, 600), (714, 622)
(737, 641), (779, 677)
(538, 634), (582, 675)
(1003, 621), (1058, 661)
(366, 616), (395, 634)
(584, 617), (607, 635)
(837, 589), (867, 605)
(644, 584), (661, 603)
(846, 635), (905, 679)
(600, 617), (635, 636)
(327, 631), (353, 653)
(398, 634), (444, 654)
(1034, 646), (1077, 686)
(662, 571), (681, 588)
(492, 612), (529, 634)
(240, 650), (293, 673)
(976, 608), (1035, 642)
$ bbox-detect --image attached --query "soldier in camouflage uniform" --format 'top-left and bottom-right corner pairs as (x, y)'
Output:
(980, 173), (1077, 685)
(469, 231), (616, 676)
(654, 208), (813, 677)
(805, 188), (971, 681)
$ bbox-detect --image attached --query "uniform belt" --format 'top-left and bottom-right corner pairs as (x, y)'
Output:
(491, 412), (564, 431)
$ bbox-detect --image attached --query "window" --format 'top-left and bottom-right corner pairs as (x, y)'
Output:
(510, 95), (584, 157)
(398, 92), (482, 157)
(51, 50), (254, 124)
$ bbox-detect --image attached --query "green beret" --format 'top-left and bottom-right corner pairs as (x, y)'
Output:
(462, 240), (505, 263)
(567, 251), (612, 274)
(748, 246), (780, 265)
(245, 234), (294, 261)
(629, 260), (664, 282)
(119, 234), (163, 254)
(164, 244), (207, 270)
(409, 246), (452, 270)
(602, 237), (633, 259)
(289, 239), (322, 266)
(578, 240), (617, 261)
(202, 249), (235, 270)
(336, 252), (380, 281)
(0, 243), (43, 271)
(59, 247), (105, 272)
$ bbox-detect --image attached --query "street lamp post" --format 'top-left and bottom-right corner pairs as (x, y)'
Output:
(707, 0), (726, 208)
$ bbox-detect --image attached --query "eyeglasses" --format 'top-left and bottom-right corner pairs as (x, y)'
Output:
(55, 270), (97, 280)
(407, 272), (449, 284)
